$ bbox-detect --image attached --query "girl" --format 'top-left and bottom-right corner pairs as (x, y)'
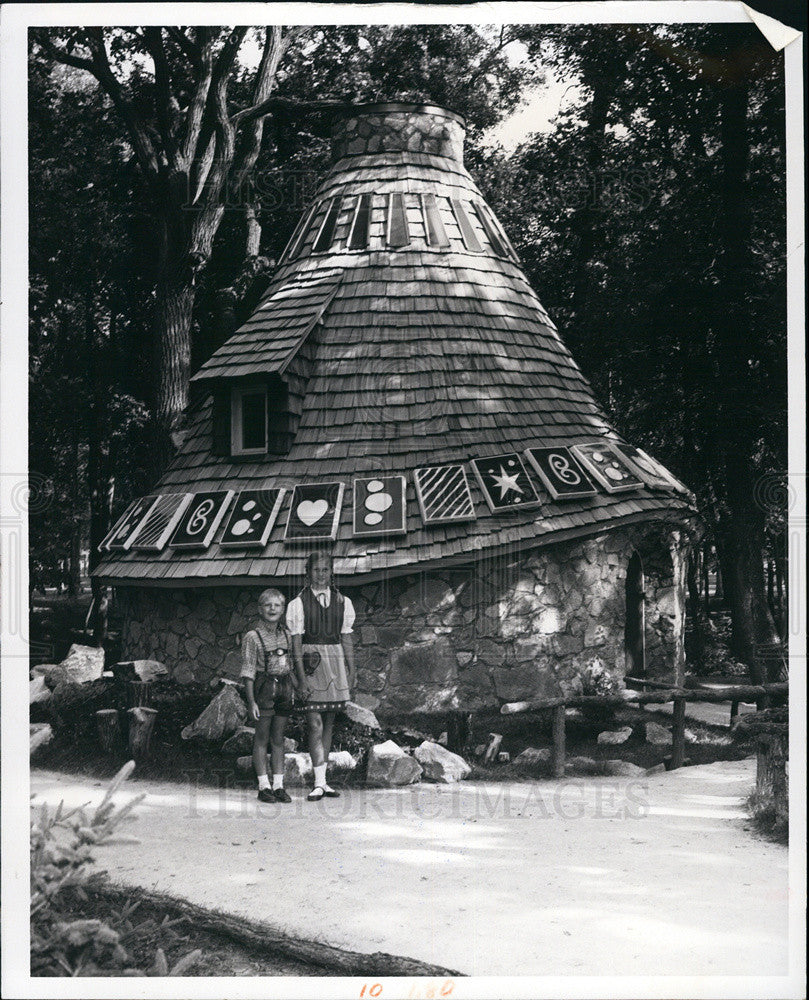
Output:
(287, 552), (356, 801)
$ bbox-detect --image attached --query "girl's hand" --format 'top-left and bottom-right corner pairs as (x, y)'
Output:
(249, 700), (260, 722)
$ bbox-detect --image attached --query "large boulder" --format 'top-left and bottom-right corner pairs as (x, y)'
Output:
(30, 675), (52, 705)
(181, 684), (247, 742)
(342, 701), (381, 730)
(30, 722), (53, 756)
(414, 741), (471, 783)
(597, 726), (633, 746)
(221, 726), (256, 754)
(366, 740), (422, 787)
(58, 644), (105, 684)
(116, 659), (168, 682)
(645, 721), (673, 746)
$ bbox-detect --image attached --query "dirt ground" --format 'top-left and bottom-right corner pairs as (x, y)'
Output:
(30, 757), (789, 979)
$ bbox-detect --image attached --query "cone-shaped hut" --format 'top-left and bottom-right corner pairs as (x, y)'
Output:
(97, 103), (700, 711)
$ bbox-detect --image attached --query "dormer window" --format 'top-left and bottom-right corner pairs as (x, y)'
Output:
(231, 385), (267, 456)
(212, 376), (292, 458)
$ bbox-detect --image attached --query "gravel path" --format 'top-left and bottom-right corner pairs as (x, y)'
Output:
(31, 759), (789, 978)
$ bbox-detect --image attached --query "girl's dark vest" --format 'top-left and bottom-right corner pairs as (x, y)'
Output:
(300, 588), (344, 644)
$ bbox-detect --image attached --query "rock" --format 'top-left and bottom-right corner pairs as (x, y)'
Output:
(115, 659), (168, 682)
(328, 750), (357, 772)
(236, 755), (252, 772)
(597, 726), (633, 746)
(285, 737), (298, 753)
(58, 644), (105, 684)
(181, 684), (247, 741)
(474, 743), (487, 758)
(498, 751), (511, 763)
(30, 675), (51, 705)
(366, 740), (422, 787)
(30, 723), (53, 755)
(514, 747), (552, 767)
(414, 741), (471, 783)
(645, 763), (666, 775)
(221, 726), (256, 754)
(342, 701), (381, 730)
(645, 721), (673, 746)
(284, 752), (313, 787)
(603, 760), (647, 777)
(565, 755), (602, 776)
(39, 664), (71, 689)
(437, 731), (448, 746)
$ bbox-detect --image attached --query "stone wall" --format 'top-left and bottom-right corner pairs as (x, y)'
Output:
(117, 523), (690, 712)
(331, 108), (465, 162)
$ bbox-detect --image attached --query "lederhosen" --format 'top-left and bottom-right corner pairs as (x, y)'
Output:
(299, 587), (350, 712)
(252, 623), (295, 716)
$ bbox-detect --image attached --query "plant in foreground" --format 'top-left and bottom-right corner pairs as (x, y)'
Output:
(31, 760), (201, 976)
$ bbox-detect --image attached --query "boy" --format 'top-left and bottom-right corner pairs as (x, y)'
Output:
(241, 588), (306, 802)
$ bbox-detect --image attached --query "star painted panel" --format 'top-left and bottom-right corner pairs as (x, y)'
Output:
(470, 454), (540, 513)
(132, 494), (194, 551)
(353, 476), (407, 537)
(102, 495), (160, 551)
(524, 447), (597, 501)
(609, 443), (690, 495)
(284, 482), (345, 543)
(169, 490), (234, 549)
(413, 465), (476, 526)
(219, 489), (286, 548)
(572, 442), (644, 494)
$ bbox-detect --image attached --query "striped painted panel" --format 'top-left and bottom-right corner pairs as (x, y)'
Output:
(132, 493), (193, 551)
(414, 465), (476, 525)
(282, 201), (318, 262)
(449, 199), (482, 252)
(104, 495), (160, 551)
(387, 193), (410, 247)
(421, 193), (449, 248)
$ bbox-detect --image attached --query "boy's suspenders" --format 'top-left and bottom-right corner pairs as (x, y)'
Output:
(253, 624), (289, 674)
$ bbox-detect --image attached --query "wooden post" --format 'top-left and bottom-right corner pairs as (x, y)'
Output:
(482, 733), (503, 764)
(551, 705), (565, 779)
(96, 709), (121, 753)
(730, 699), (740, 726)
(128, 679), (153, 708)
(447, 711), (472, 755)
(128, 706), (158, 760)
(671, 697), (686, 769)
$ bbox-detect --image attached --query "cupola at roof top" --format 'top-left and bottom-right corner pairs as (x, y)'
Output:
(330, 102), (466, 163)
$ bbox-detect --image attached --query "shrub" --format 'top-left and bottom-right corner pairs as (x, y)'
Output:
(31, 761), (201, 976)
(581, 659), (622, 697)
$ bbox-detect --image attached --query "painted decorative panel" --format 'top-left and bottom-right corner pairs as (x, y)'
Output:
(100, 496), (159, 552)
(219, 488), (286, 548)
(132, 494), (193, 551)
(284, 482), (345, 542)
(470, 454), (540, 513)
(169, 490), (234, 549)
(572, 442), (644, 493)
(353, 476), (407, 537)
(524, 447), (598, 501)
(414, 465), (476, 525)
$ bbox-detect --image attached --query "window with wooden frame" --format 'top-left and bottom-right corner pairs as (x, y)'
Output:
(231, 385), (268, 456)
(212, 377), (292, 458)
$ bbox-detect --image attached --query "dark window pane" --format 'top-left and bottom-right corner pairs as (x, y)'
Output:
(348, 194), (372, 249)
(472, 203), (507, 257)
(387, 192), (409, 247)
(421, 193), (449, 247)
(450, 198), (482, 252)
(284, 202), (318, 261)
(241, 391), (266, 451)
(312, 195), (343, 252)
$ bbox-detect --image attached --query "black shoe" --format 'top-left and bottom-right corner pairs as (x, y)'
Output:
(322, 786), (340, 798)
(273, 787), (292, 803)
(257, 788), (275, 803)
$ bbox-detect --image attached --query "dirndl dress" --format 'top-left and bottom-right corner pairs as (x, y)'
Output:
(295, 586), (351, 713)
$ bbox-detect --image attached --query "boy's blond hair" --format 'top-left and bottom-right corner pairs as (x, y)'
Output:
(258, 587), (285, 605)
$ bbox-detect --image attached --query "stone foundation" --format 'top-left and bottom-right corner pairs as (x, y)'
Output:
(117, 524), (689, 713)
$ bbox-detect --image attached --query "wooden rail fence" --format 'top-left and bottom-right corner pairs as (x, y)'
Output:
(500, 682), (789, 779)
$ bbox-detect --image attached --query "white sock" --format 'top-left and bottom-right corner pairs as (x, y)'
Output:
(257, 774), (270, 791)
(313, 763), (327, 788)
(272, 774), (284, 790)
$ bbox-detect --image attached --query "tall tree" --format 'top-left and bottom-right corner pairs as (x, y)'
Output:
(32, 27), (309, 475)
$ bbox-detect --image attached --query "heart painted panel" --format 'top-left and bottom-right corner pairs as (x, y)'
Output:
(284, 482), (345, 543)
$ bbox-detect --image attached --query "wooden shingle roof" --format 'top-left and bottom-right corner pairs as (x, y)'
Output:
(97, 105), (697, 586)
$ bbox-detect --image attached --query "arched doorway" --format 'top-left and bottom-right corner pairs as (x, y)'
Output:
(625, 552), (645, 676)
